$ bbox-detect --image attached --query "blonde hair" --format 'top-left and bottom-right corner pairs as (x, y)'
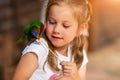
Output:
(43, 0), (92, 71)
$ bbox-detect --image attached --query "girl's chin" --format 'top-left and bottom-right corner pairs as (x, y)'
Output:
(51, 43), (63, 48)
(52, 44), (61, 48)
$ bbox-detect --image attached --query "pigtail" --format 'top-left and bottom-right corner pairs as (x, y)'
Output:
(71, 35), (84, 69)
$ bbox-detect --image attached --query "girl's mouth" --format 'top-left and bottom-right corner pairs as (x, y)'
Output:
(52, 35), (62, 40)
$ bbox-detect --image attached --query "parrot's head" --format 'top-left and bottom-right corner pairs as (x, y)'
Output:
(17, 21), (45, 44)
(24, 21), (45, 41)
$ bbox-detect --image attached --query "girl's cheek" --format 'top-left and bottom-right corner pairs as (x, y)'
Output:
(46, 25), (53, 35)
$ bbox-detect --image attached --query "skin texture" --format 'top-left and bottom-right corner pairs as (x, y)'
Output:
(13, 52), (38, 80)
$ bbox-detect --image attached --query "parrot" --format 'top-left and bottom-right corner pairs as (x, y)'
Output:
(17, 21), (61, 62)
(17, 21), (44, 44)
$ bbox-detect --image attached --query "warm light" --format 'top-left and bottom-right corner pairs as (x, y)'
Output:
(111, 0), (120, 2)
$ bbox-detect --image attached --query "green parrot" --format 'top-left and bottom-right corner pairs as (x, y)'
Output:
(17, 21), (44, 43)
(16, 21), (61, 61)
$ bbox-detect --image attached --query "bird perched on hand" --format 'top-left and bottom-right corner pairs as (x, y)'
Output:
(17, 21), (44, 43)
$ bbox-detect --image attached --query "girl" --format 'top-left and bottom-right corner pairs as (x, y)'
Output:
(13, 0), (92, 80)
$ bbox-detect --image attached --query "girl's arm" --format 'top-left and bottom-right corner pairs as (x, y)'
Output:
(13, 52), (38, 80)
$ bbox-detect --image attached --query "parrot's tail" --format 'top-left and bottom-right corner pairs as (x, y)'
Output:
(16, 36), (25, 44)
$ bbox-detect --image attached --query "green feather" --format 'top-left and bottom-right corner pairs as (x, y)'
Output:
(24, 22), (42, 41)
(17, 21), (43, 44)
(16, 35), (25, 44)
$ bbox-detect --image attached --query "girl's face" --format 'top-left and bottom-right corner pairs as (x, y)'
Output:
(46, 5), (78, 49)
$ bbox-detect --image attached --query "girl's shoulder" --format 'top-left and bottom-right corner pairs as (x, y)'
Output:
(22, 38), (49, 58)
(23, 38), (48, 53)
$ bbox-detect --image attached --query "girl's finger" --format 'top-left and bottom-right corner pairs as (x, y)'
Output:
(54, 74), (63, 80)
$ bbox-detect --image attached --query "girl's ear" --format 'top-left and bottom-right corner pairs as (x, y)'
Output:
(77, 22), (88, 36)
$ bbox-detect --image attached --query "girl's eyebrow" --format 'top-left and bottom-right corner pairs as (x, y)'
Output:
(63, 21), (72, 25)
(48, 16), (55, 19)
(48, 17), (56, 21)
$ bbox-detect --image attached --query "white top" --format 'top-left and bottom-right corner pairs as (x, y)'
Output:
(22, 38), (88, 80)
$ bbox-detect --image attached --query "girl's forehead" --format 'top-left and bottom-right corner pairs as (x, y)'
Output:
(49, 6), (75, 20)
(50, 5), (71, 11)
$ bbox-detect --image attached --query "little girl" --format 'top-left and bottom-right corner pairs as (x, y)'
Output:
(13, 0), (92, 80)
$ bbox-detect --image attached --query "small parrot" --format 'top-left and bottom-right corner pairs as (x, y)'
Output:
(17, 21), (44, 43)
(17, 21), (61, 62)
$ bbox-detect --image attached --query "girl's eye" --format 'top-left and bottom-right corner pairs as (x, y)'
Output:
(63, 24), (70, 28)
(48, 20), (56, 24)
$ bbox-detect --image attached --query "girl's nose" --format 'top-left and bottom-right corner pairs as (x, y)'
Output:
(53, 24), (60, 33)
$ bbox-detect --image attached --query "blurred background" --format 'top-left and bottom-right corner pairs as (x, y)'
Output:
(0, 0), (120, 80)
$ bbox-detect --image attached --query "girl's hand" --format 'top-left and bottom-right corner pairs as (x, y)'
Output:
(60, 61), (80, 80)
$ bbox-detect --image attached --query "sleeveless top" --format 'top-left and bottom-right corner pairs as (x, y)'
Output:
(22, 38), (88, 80)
